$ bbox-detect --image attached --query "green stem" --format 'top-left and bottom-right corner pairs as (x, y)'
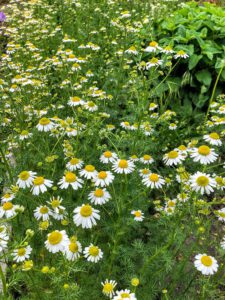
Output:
(0, 263), (7, 299)
(0, 147), (13, 184)
(204, 65), (224, 125)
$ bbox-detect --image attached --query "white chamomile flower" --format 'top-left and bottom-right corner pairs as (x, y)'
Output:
(58, 171), (83, 190)
(36, 117), (54, 132)
(47, 196), (65, 214)
(189, 172), (216, 195)
(101, 279), (117, 298)
(84, 244), (103, 263)
(68, 96), (85, 107)
(120, 121), (131, 129)
(113, 289), (137, 300)
(66, 158), (84, 171)
(100, 151), (117, 164)
(0, 232), (9, 252)
(93, 171), (115, 187)
(88, 188), (111, 205)
(190, 145), (218, 165)
(34, 205), (52, 221)
(174, 50), (189, 59)
(17, 171), (37, 188)
(1, 193), (15, 203)
(144, 41), (161, 52)
(163, 150), (185, 166)
(13, 245), (32, 262)
(203, 132), (222, 146)
(139, 168), (151, 178)
(161, 46), (174, 54)
(73, 204), (100, 229)
(142, 173), (165, 189)
(149, 103), (158, 111)
(216, 208), (225, 222)
(112, 159), (135, 174)
(79, 165), (98, 179)
(146, 57), (163, 69)
(125, 46), (138, 55)
(64, 237), (82, 261)
(177, 192), (189, 202)
(131, 210), (144, 221)
(31, 176), (53, 195)
(194, 254), (218, 275)
(84, 101), (98, 112)
(0, 202), (18, 219)
(19, 130), (32, 140)
(169, 123), (177, 130)
(140, 154), (154, 164)
(45, 230), (69, 253)
(130, 155), (139, 162)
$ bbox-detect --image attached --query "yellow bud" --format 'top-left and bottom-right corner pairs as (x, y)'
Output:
(131, 278), (139, 287)
(41, 266), (50, 274)
(63, 284), (69, 289)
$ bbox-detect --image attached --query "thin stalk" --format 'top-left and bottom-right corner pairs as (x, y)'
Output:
(204, 64), (224, 125)
(0, 263), (7, 299)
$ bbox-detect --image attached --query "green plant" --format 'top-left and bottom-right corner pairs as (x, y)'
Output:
(149, 2), (225, 115)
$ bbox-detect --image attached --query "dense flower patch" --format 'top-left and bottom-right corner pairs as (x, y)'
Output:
(0, 0), (225, 299)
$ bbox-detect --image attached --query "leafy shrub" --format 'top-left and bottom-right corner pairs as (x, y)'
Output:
(149, 2), (225, 114)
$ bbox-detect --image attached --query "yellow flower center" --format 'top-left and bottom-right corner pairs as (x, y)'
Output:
(17, 248), (26, 256)
(80, 205), (92, 217)
(39, 118), (50, 125)
(70, 158), (79, 165)
(198, 145), (211, 156)
(48, 231), (63, 245)
(103, 151), (112, 158)
(40, 206), (49, 214)
(19, 171), (30, 180)
(123, 121), (130, 126)
(150, 57), (159, 64)
(201, 255), (213, 267)
(21, 130), (29, 136)
(65, 172), (76, 183)
(177, 50), (186, 55)
(134, 211), (141, 217)
(69, 242), (78, 253)
(178, 145), (187, 151)
(33, 176), (45, 186)
(3, 202), (13, 211)
(196, 176), (209, 187)
(85, 165), (95, 172)
(103, 283), (113, 293)
(89, 246), (99, 256)
(3, 193), (11, 199)
(143, 155), (151, 161)
(167, 151), (178, 159)
(51, 199), (60, 208)
(118, 160), (128, 169)
(98, 171), (107, 179)
(121, 293), (130, 298)
(168, 201), (175, 207)
(209, 132), (219, 140)
(142, 169), (149, 175)
(71, 96), (80, 102)
(149, 174), (159, 182)
(94, 189), (104, 197)
(87, 101), (95, 107)
(149, 41), (158, 47)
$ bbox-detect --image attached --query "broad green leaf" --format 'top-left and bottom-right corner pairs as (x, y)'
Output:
(195, 70), (212, 86)
(188, 54), (202, 70)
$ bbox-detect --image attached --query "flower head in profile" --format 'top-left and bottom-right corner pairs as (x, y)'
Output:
(31, 176), (53, 195)
(113, 289), (137, 300)
(190, 145), (217, 165)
